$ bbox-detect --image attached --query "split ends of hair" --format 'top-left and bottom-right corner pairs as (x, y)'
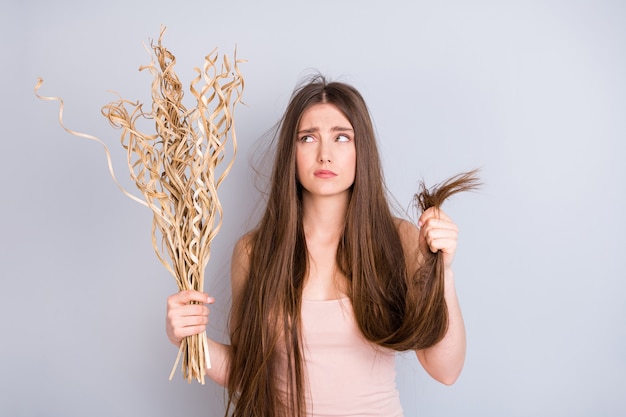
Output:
(414, 169), (481, 213)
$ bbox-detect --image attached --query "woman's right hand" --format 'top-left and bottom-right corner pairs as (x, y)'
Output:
(166, 290), (214, 347)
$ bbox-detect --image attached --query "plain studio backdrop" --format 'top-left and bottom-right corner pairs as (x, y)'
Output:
(1, 1), (624, 416)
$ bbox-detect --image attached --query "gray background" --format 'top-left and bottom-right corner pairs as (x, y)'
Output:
(2, 0), (625, 416)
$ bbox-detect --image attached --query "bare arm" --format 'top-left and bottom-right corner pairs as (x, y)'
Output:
(164, 233), (252, 387)
(396, 211), (466, 385)
(165, 290), (231, 386)
(416, 268), (466, 385)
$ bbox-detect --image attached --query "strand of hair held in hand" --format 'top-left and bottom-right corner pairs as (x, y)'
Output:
(412, 169), (481, 346)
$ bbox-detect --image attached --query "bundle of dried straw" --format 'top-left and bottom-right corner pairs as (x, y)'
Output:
(35, 27), (245, 384)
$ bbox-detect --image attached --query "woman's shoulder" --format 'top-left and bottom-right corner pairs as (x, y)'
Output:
(232, 229), (258, 271)
(393, 217), (420, 245)
(392, 217), (421, 272)
(231, 230), (256, 300)
(234, 230), (256, 256)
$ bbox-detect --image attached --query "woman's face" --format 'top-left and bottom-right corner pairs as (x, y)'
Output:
(295, 103), (356, 199)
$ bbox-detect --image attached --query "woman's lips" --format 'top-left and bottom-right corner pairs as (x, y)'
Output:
(314, 169), (337, 179)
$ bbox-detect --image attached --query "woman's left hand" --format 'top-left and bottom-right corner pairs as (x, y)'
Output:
(418, 207), (458, 270)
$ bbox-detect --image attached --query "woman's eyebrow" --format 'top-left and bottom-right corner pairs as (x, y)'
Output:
(297, 126), (354, 135)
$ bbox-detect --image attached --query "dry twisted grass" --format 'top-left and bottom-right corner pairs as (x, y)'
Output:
(36, 27), (245, 384)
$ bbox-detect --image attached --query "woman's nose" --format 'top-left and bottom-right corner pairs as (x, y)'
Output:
(318, 140), (331, 163)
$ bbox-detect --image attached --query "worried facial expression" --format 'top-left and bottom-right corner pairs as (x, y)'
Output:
(295, 103), (356, 198)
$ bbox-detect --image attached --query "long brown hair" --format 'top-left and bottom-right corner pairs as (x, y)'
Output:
(227, 76), (478, 416)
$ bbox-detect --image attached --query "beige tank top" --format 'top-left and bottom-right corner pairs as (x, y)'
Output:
(296, 298), (404, 416)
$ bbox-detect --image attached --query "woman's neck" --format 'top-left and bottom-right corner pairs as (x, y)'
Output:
(301, 190), (349, 240)
(300, 190), (350, 300)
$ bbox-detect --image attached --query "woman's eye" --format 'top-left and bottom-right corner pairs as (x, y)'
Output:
(300, 135), (315, 143)
(336, 134), (350, 142)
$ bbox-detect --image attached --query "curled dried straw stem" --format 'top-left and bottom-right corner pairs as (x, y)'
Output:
(35, 27), (245, 385)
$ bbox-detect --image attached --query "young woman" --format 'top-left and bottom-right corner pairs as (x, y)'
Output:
(166, 77), (467, 417)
